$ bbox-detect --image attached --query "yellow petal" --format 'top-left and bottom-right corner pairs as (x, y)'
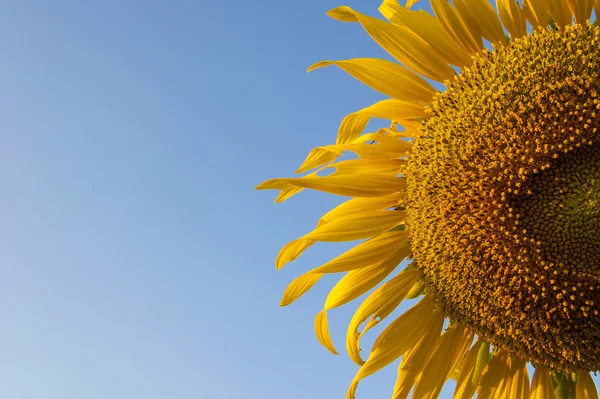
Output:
(472, 341), (491, 385)
(357, 99), (427, 121)
(566, 0), (594, 22)
(404, 278), (425, 299)
(256, 180), (304, 203)
(429, 0), (484, 55)
(312, 230), (409, 273)
(345, 141), (411, 160)
(453, 0), (507, 45)
(297, 141), (409, 174)
(276, 239), (314, 270)
(256, 174), (405, 197)
(360, 277), (413, 333)
(393, 119), (422, 137)
(295, 146), (343, 174)
(275, 186), (305, 203)
(346, 381), (359, 399)
(546, 0), (573, 27)
(385, 125), (416, 138)
(327, 6), (455, 82)
(576, 372), (599, 399)
(478, 350), (511, 399)
(261, 171), (320, 202)
(336, 113), (371, 145)
(523, 0), (550, 28)
(346, 269), (421, 365)
(508, 355), (530, 399)
(496, 0), (527, 38)
(302, 210), (406, 242)
(453, 340), (488, 399)
(412, 323), (474, 399)
(315, 311), (338, 354)
(323, 158), (407, 176)
(353, 130), (410, 145)
(379, 0), (473, 67)
(276, 194), (404, 270)
(349, 295), (435, 390)
(530, 365), (555, 399)
(319, 193), (403, 225)
(392, 308), (445, 399)
(309, 58), (436, 102)
(324, 243), (410, 309)
(343, 131), (414, 159)
(280, 272), (322, 306)
(405, 0), (419, 8)
(449, 353), (465, 382)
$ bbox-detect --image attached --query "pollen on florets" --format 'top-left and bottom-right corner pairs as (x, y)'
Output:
(406, 23), (600, 372)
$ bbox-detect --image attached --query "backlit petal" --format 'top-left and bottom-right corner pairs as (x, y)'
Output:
(566, 0), (594, 22)
(324, 244), (410, 309)
(529, 365), (555, 399)
(327, 6), (455, 82)
(312, 231), (409, 273)
(309, 58), (436, 102)
(392, 308), (445, 399)
(507, 355), (530, 399)
(452, 340), (489, 399)
(280, 273), (322, 306)
(257, 174), (405, 197)
(302, 210), (406, 242)
(454, 0), (507, 45)
(523, 0), (550, 28)
(276, 238), (314, 270)
(295, 146), (343, 174)
(336, 113), (371, 145)
(496, 0), (527, 38)
(315, 311), (338, 354)
(429, 0), (484, 54)
(346, 269), (421, 365)
(412, 323), (474, 399)
(478, 350), (511, 399)
(323, 158), (407, 176)
(546, 0), (572, 27)
(348, 295), (435, 393)
(275, 186), (305, 203)
(357, 99), (427, 121)
(379, 0), (473, 67)
(576, 372), (599, 399)
(319, 193), (403, 224)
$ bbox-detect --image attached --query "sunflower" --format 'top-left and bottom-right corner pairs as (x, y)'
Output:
(257, 0), (600, 398)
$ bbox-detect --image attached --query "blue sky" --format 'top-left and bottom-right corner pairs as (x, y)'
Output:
(1, 1), (452, 397)
(2, 1), (598, 399)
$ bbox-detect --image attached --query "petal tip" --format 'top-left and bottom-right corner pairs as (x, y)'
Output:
(327, 6), (358, 22)
(307, 60), (332, 73)
(279, 300), (291, 307)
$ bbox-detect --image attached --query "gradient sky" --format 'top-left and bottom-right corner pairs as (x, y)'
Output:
(2, 1), (598, 399)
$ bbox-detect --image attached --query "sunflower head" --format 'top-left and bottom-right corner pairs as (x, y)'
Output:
(258, 1), (600, 398)
(407, 23), (600, 373)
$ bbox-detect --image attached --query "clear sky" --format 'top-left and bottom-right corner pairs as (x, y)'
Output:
(2, 1), (598, 399)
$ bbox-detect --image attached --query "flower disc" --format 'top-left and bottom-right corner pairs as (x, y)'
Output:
(406, 24), (600, 372)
